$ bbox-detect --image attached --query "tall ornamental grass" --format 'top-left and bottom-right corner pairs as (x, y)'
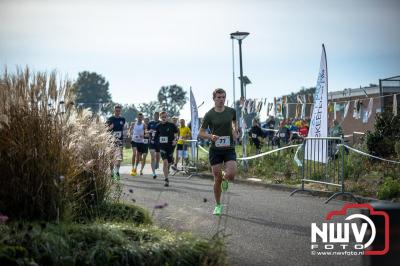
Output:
(64, 109), (118, 221)
(0, 68), (117, 221)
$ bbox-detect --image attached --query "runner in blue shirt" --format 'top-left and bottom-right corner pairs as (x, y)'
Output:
(106, 105), (126, 179)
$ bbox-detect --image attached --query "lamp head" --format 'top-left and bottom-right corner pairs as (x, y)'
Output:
(230, 31), (250, 41)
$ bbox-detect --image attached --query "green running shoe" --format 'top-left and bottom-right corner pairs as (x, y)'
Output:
(221, 179), (229, 192)
(213, 204), (222, 215)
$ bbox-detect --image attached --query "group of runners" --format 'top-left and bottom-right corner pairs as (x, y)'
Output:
(107, 88), (238, 215)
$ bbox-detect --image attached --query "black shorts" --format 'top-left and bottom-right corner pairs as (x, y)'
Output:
(209, 148), (237, 166)
(131, 141), (146, 154)
(252, 138), (261, 149)
(160, 146), (174, 164)
(142, 144), (149, 154)
(177, 144), (188, 151)
(149, 141), (160, 152)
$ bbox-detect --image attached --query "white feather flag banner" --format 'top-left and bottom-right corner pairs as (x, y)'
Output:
(305, 44), (328, 163)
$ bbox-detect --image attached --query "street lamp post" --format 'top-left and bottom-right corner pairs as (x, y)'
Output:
(231, 37), (236, 109)
(230, 31), (249, 168)
(230, 31), (249, 101)
(239, 76), (251, 100)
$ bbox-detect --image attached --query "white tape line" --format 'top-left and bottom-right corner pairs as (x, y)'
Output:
(200, 142), (400, 164)
(261, 128), (278, 132)
(237, 145), (300, 160)
(341, 144), (400, 164)
(197, 144), (300, 161)
(198, 145), (210, 154)
(294, 144), (303, 167)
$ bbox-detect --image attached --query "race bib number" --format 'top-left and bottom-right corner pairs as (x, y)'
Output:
(113, 131), (122, 138)
(133, 135), (141, 141)
(160, 136), (168, 143)
(179, 136), (183, 141)
(215, 136), (230, 147)
(151, 131), (156, 137)
(279, 133), (286, 138)
(251, 133), (257, 138)
(143, 139), (149, 144)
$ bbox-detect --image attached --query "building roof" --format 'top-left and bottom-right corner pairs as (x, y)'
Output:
(328, 86), (380, 100)
(328, 75), (400, 101)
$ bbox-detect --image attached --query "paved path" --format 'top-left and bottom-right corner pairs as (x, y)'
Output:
(120, 165), (362, 266)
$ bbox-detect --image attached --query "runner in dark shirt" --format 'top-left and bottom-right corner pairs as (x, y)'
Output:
(198, 88), (238, 216)
(155, 111), (178, 187)
(264, 115), (276, 141)
(138, 117), (150, 176)
(148, 112), (160, 179)
(249, 118), (264, 154)
(106, 105), (126, 179)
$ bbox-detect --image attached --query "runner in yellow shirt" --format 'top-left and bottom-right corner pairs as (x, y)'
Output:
(172, 119), (192, 170)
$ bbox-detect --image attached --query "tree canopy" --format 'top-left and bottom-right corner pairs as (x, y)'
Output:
(74, 71), (112, 114)
(157, 85), (187, 117)
(138, 101), (159, 118)
(120, 104), (139, 124)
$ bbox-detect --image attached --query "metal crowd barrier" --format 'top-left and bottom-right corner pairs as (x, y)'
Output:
(290, 136), (358, 203)
(171, 139), (200, 178)
(343, 131), (366, 146)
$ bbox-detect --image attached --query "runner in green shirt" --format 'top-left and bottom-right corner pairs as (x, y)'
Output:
(199, 88), (238, 215)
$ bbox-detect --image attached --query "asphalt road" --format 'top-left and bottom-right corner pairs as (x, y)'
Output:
(120, 165), (362, 266)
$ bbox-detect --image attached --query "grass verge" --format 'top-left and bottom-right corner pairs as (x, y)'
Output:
(0, 222), (226, 266)
(0, 202), (226, 266)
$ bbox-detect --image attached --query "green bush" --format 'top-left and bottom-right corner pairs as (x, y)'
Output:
(0, 222), (226, 266)
(366, 112), (400, 158)
(395, 141), (400, 159)
(91, 202), (152, 225)
(345, 146), (368, 180)
(377, 177), (400, 200)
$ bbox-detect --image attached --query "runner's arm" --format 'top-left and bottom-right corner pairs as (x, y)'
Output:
(198, 128), (208, 139)
(106, 118), (114, 130)
(199, 128), (219, 142)
(154, 125), (159, 141)
(128, 122), (134, 138)
(199, 114), (218, 142)
(173, 132), (178, 146)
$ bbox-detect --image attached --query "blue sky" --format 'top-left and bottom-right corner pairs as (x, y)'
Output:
(1, 0), (399, 120)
